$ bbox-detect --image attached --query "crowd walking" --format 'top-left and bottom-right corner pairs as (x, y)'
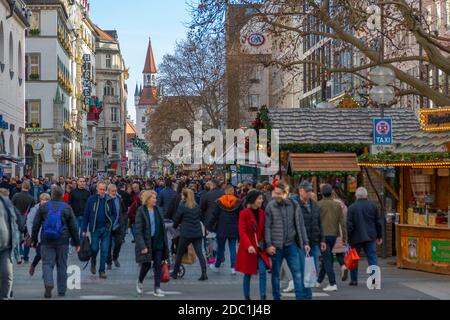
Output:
(0, 173), (383, 300)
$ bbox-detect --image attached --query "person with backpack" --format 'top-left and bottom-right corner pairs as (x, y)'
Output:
(82, 182), (117, 279)
(31, 185), (80, 299)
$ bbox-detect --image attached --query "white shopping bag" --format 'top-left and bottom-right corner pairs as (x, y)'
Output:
(304, 254), (318, 288)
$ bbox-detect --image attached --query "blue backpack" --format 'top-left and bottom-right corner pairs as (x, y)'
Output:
(43, 201), (66, 240)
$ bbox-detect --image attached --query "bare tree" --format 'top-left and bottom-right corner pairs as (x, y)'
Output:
(189, 0), (450, 107)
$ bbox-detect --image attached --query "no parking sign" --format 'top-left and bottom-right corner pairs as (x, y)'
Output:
(373, 118), (393, 145)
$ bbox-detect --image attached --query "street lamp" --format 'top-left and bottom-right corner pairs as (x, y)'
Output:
(53, 143), (63, 179)
(369, 66), (396, 117)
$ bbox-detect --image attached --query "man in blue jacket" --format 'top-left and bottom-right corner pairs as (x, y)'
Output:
(82, 182), (117, 279)
(157, 179), (177, 218)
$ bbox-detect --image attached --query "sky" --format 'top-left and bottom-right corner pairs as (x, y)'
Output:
(90, 0), (192, 122)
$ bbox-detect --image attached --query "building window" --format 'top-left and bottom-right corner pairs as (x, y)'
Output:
(141, 116), (146, 123)
(104, 80), (114, 96)
(18, 42), (23, 81)
(112, 135), (118, 152)
(248, 94), (260, 110)
(106, 54), (112, 68)
(25, 100), (41, 127)
(26, 54), (40, 80)
(9, 32), (13, 73)
(0, 22), (4, 66)
(111, 107), (118, 122)
(29, 11), (40, 31)
(141, 128), (145, 135)
(250, 65), (262, 82)
(0, 132), (5, 154)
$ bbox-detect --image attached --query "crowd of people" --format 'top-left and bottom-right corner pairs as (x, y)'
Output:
(0, 173), (382, 300)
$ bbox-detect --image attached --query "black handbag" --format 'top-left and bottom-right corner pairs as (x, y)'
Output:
(78, 236), (92, 262)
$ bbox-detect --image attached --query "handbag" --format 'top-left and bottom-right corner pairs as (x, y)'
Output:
(161, 261), (170, 283)
(78, 236), (93, 262)
(182, 244), (197, 265)
(344, 246), (360, 271)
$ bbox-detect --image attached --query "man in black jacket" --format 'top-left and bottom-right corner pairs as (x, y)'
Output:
(200, 180), (224, 226)
(347, 187), (382, 286)
(68, 177), (91, 237)
(31, 186), (80, 299)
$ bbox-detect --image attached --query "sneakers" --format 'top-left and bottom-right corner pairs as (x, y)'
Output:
(323, 284), (338, 292)
(341, 266), (349, 282)
(114, 260), (121, 268)
(99, 272), (107, 279)
(231, 268), (236, 275)
(44, 286), (53, 299)
(283, 281), (295, 293)
(315, 282), (322, 289)
(153, 288), (165, 297)
(209, 264), (219, 273)
(136, 280), (144, 295)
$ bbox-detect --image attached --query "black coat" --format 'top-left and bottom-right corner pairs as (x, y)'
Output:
(347, 199), (382, 246)
(208, 195), (241, 239)
(134, 206), (169, 264)
(200, 189), (225, 222)
(68, 188), (91, 217)
(31, 200), (80, 247)
(173, 201), (204, 239)
(299, 199), (324, 246)
(165, 193), (182, 221)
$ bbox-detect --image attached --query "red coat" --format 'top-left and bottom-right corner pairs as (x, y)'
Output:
(235, 208), (271, 275)
(128, 193), (141, 224)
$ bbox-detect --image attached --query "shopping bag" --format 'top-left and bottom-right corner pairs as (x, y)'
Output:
(182, 244), (197, 265)
(78, 236), (92, 262)
(304, 254), (318, 288)
(344, 247), (360, 271)
(161, 261), (171, 283)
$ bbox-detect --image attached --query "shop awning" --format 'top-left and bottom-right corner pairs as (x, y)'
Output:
(287, 153), (360, 175)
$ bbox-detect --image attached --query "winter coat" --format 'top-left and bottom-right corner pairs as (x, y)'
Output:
(68, 188), (91, 217)
(207, 194), (241, 239)
(319, 198), (347, 241)
(299, 199), (324, 246)
(0, 196), (22, 261)
(134, 206), (169, 264)
(165, 193), (182, 221)
(12, 191), (35, 215)
(333, 199), (348, 254)
(157, 187), (177, 217)
(200, 188), (225, 224)
(127, 192), (141, 224)
(347, 199), (382, 246)
(82, 195), (117, 233)
(235, 208), (271, 275)
(173, 201), (204, 239)
(31, 200), (80, 247)
(265, 199), (309, 249)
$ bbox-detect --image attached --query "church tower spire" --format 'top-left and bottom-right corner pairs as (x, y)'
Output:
(143, 37), (157, 88)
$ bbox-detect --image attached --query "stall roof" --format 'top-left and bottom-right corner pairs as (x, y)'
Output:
(394, 131), (450, 153)
(269, 108), (424, 145)
(287, 153), (360, 173)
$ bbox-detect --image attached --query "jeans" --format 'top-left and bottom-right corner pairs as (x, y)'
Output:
(321, 236), (337, 286)
(90, 227), (111, 273)
(173, 237), (207, 276)
(336, 253), (345, 267)
(107, 228), (123, 265)
(298, 245), (321, 300)
(271, 243), (303, 300)
(350, 241), (378, 282)
(41, 244), (69, 294)
(0, 249), (13, 300)
(243, 257), (267, 299)
(76, 216), (83, 238)
(131, 223), (136, 241)
(20, 244), (30, 262)
(215, 237), (237, 268)
(138, 249), (163, 290)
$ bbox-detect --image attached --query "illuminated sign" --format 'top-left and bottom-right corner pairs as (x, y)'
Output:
(419, 108), (450, 132)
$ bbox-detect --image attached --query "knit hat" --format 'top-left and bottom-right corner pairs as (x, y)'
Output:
(246, 190), (263, 205)
(299, 180), (313, 192)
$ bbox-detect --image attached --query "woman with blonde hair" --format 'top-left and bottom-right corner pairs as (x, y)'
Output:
(170, 188), (208, 281)
(135, 190), (169, 297)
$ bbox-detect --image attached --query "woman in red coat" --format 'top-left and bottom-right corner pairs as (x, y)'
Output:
(235, 190), (271, 300)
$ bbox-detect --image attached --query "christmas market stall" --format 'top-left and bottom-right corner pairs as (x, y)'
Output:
(359, 109), (450, 275)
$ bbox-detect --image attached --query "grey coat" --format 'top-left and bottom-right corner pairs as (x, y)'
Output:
(0, 196), (22, 261)
(265, 198), (309, 249)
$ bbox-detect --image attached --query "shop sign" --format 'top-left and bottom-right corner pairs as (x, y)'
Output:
(373, 118), (393, 145)
(370, 144), (396, 155)
(431, 240), (450, 263)
(25, 127), (43, 134)
(408, 238), (418, 260)
(419, 108), (450, 132)
(83, 150), (93, 158)
(82, 54), (92, 106)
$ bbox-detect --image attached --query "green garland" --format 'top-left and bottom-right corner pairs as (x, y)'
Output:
(359, 152), (450, 164)
(292, 171), (359, 178)
(281, 143), (367, 155)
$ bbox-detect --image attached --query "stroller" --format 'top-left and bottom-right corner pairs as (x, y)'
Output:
(164, 220), (186, 278)
(205, 232), (218, 265)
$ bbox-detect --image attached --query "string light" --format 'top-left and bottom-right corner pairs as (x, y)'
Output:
(358, 162), (450, 168)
